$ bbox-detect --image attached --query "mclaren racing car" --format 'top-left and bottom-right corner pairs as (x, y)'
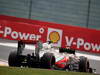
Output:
(8, 41), (93, 73)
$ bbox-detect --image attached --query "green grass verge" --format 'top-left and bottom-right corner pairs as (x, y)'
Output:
(0, 66), (97, 75)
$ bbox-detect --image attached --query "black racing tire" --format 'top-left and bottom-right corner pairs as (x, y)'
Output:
(40, 53), (55, 69)
(8, 51), (21, 67)
(79, 56), (90, 72)
(88, 68), (93, 73)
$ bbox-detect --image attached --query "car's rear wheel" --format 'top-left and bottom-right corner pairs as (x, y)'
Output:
(8, 51), (21, 67)
(41, 53), (55, 69)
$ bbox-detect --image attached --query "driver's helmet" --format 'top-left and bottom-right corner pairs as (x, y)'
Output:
(43, 42), (52, 49)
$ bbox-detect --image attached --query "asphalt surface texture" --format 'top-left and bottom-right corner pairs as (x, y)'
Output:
(0, 39), (100, 74)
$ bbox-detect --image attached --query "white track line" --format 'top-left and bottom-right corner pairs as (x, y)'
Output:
(76, 53), (100, 61)
(0, 43), (35, 50)
(0, 43), (100, 61)
(0, 59), (8, 66)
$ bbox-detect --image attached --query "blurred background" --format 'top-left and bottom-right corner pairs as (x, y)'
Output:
(0, 0), (100, 30)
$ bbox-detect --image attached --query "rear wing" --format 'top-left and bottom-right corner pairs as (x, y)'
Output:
(0, 15), (100, 54)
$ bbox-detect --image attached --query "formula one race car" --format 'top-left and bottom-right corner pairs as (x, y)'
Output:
(8, 41), (93, 73)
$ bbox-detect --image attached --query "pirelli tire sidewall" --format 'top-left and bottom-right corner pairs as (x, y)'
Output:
(8, 51), (21, 67)
(79, 56), (90, 72)
(40, 53), (55, 69)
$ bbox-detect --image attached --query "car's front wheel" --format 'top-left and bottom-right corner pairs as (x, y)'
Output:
(79, 56), (90, 72)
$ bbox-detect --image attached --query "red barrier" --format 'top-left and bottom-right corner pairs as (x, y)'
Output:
(0, 15), (100, 53)
(0, 20), (47, 43)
